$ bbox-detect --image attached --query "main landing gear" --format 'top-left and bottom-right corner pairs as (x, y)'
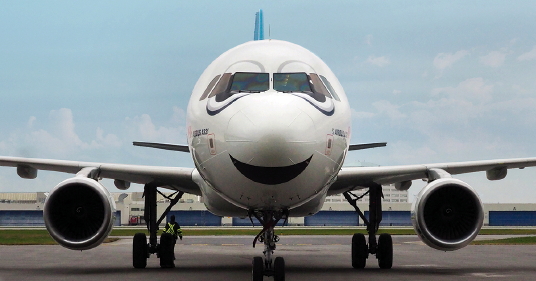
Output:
(343, 183), (393, 269)
(132, 183), (184, 269)
(250, 210), (288, 281)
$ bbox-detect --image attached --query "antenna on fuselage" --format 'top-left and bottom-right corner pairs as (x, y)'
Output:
(254, 9), (264, 40)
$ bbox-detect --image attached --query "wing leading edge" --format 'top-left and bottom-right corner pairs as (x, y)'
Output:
(329, 157), (536, 195)
(0, 156), (200, 195)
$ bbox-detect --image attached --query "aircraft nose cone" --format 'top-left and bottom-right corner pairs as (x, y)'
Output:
(225, 96), (316, 167)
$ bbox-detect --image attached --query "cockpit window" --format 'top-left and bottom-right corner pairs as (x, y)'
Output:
(207, 72), (268, 103)
(274, 72), (332, 102)
(202, 72), (339, 105)
(199, 75), (221, 101)
(230, 72), (269, 93)
(319, 75), (340, 101)
(208, 73), (233, 99)
(308, 73), (331, 98)
(273, 73), (312, 93)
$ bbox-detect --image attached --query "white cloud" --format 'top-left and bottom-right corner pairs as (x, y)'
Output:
(27, 116), (36, 128)
(479, 51), (506, 67)
(392, 90), (401, 95)
(170, 106), (187, 125)
(364, 34), (373, 46)
(388, 142), (438, 164)
(0, 108), (123, 158)
(366, 55), (390, 67)
(351, 109), (375, 120)
(433, 50), (469, 71)
(48, 108), (85, 148)
(372, 100), (406, 120)
(431, 77), (493, 103)
(512, 84), (528, 94)
(127, 113), (185, 144)
(93, 127), (122, 148)
(517, 45), (536, 61)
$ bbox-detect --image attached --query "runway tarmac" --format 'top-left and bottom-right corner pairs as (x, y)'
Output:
(1, 235), (535, 281)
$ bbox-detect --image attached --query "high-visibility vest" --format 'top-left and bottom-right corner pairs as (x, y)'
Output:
(164, 222), (182, 236)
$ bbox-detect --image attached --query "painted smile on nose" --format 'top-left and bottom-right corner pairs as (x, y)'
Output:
(230, 155), (313, 185)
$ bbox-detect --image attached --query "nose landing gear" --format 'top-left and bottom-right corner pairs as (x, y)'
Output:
(250, 210), (288, 281)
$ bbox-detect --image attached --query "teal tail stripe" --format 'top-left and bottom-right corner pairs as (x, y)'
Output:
(254, 9), (264, 40)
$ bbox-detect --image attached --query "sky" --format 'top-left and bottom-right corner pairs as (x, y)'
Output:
(1, 1), (536, 203)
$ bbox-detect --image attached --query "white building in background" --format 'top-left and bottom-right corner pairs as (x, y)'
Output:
(325, 183), (408, 204)
(1, 191), (536, 226)
(325, 161), (409, 204)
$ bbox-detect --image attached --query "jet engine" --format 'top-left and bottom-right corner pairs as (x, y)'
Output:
(412, 178), (484, 251)
(43, 177), (116, 250)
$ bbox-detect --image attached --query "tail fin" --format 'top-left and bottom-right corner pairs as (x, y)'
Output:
(254, 9), (264, 40)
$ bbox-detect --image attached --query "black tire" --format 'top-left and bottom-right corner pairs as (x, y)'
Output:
(377, 233), (393, 269)
(133, 233), (147, 269)
(252, 256), (264, 281)
(274, 256), (285, 281)
(351, 233), (367, 269)
(159, 233), (175, 268)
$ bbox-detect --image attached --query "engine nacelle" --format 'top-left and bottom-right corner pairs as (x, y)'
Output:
(412, 178), (484, 251)
(44, 177), (116, 250)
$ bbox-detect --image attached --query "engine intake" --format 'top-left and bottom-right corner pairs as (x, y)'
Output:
(44, 177), (115, 250)
(412, 178), (483, 251)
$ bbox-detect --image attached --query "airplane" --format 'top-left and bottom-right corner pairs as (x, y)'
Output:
(1, 9), (536, 281)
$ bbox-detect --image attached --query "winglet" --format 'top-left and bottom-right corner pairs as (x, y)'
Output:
(254, 9), (264, 41)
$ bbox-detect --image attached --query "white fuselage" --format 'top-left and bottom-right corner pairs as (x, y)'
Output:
(187, 40), (351, 217)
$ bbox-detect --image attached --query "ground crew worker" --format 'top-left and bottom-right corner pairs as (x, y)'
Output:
(163, 215), (183, 244)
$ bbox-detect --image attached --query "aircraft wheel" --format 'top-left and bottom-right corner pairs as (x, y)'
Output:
(133, 233), (147, 269)
(252, 256), (264, 281)
(159, 233), (175, 268)
(351, 233), (367, 269)
(274, 256), (285, 281)
(377, 233), (393, 269)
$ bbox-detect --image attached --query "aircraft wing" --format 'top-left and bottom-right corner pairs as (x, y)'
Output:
(0, 156), (201, 195)
(328, 157), (536, 195)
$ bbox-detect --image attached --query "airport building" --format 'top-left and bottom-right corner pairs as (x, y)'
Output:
(1, 191), (536, 227)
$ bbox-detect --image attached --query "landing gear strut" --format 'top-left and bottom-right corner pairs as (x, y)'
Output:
(250, 210), (288, 281)
(132, 183), (184, 269)
(344, 183), (393, 269)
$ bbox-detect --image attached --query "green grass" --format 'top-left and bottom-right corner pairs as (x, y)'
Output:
(472, 236), (536, 245)
(3, 228), (536, 245)
(110, 228), (536, 237)
(0, 230), (56, 245)
(107, 228), (417, 237)
(0, 230), (119, 245)
(477, 229), (536, 235)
